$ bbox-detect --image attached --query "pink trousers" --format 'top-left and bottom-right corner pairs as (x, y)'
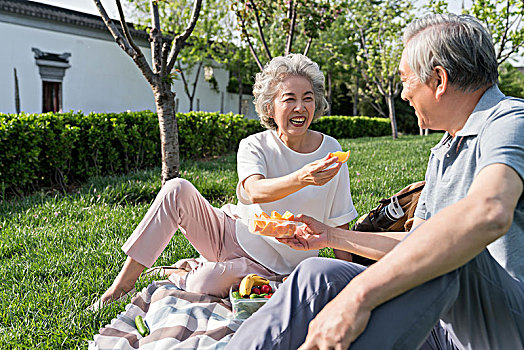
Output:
(121, 178), (274, 297)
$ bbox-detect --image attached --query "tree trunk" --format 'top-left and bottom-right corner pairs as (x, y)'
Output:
(386, 94), (398, 139)
(326, 70), (332, 115)
(188, 61), (203, 111)
(238, 74), (243, 115)
(353, 62), (360, 116)
(154, 85), (180, 184)
(14, 68), (20, 114)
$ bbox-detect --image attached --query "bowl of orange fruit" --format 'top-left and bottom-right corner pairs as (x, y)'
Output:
(248, 210), (302, 238)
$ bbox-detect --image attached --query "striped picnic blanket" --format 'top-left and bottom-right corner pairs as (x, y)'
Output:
(89, 280), (243, 350)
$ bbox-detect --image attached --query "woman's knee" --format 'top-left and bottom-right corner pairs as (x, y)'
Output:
(161, 178), (198, 201)
(184, 262), (237, 297)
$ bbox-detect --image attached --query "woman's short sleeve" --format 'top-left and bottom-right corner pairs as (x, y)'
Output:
(237, 137), (268, 183)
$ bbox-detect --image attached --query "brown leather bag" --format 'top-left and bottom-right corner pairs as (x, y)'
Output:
(350, 180), (426, 265)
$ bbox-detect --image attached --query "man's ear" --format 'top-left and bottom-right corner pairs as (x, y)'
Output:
(433, 66), (448, 100)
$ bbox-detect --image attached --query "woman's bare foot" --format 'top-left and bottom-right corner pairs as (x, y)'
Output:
(89, 257), (145, 310)
(99, 282), (136, 304)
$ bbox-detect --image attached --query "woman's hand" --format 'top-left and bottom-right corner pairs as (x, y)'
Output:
(297, 155), (342, 187)
(242, 154), (343, 204)
(277, 214), (330, 250)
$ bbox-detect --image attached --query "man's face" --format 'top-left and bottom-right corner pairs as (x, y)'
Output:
(399, 50), (439, 130)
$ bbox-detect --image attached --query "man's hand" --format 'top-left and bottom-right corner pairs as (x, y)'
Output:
(299, 288), (372, 350)
(277, 214), (330, 250)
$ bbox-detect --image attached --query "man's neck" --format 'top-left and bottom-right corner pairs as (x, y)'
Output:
(445, 85), (490, 137)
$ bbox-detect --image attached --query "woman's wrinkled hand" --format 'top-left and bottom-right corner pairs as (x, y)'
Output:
(297, 155), (342, 187)
(277, 214), (330, 250)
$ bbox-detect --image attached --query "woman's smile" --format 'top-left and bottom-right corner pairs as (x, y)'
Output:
(272, 75), (316, 143)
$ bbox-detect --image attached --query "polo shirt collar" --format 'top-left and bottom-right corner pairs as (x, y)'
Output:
(456, 85), (505, 137)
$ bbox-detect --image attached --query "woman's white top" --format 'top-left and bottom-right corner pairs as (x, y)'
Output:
(226, 129), (357, 274)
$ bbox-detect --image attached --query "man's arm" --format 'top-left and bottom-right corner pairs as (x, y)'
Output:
(332, 223), (352, 261)
(280, 220), (409, 260)
(299, 163), (523, 349)
(331, 217), (425, 261)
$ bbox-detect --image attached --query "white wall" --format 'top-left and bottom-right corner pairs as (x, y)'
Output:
(0, 21), (155, 114)
(0, 18), (257, 118)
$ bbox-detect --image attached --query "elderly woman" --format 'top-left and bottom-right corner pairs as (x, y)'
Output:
(93, 54), (357, 307)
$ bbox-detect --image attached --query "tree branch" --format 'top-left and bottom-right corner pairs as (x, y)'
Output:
(150, 0), (163, 74)
(190, 61), (204, 101)
(93, 0), (155, 85)
(285, 1), (297, 55)
(246, 36), (265, 70)
(237, 9), (264, 70)
(303, 37), (313, 56)
(177, 60), (190, 96)
(250, 0), (272, 60)
(93, 0), (134, 56)
(166, 0), (203, 74)
(115, 0), (141, 54)
(161, 40), (171, 77)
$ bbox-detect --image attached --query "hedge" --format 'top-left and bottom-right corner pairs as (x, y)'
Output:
(0, 111), (389, 194)
(311, 115), (390, 139)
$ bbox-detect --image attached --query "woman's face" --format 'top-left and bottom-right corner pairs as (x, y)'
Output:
(271, 75), (316, 138)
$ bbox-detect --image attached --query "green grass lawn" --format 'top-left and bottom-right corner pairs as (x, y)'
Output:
(0, 133), (441, 349)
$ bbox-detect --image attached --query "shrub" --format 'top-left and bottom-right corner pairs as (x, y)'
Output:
(310, 115), (391, 139)
(0, 112), (388, 195)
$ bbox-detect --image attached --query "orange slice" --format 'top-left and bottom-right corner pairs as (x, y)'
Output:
(249, 219), (257, 232)
(256, 219), (266, 230)
(260, 221), (276, 235)
(282, 211), (295, 221)
(270, 211), (282, 219)
(329, 150), (351, 163)
(274, 223), (291, 236)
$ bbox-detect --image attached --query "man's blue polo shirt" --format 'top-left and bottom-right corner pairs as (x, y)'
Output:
(414, 85), (524, 282)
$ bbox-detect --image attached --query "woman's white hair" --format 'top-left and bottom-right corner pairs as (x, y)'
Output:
(403, 13), (498, 92)
(253, 54), (329, 130)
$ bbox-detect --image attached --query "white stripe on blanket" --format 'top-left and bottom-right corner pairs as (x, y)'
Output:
(89, 281), (243, 350)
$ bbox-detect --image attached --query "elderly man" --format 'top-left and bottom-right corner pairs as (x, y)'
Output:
(225, 13), (524, 350)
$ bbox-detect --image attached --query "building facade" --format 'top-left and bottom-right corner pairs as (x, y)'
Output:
(0, 0), (256, 117)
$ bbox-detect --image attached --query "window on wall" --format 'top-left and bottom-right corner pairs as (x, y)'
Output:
(43, 81), (62, 113)
(32, 48), (70, 114)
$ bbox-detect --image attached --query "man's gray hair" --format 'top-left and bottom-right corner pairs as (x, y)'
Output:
(253, 54), (329, 130)
(403, 13), (498, 91)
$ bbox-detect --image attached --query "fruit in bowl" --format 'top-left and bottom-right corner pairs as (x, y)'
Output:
(230, 274), (280, 319)
(248, 211), (302, 238)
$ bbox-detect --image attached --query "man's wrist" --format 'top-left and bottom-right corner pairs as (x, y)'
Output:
(326, 226), (337, 248)
(327, 227), (349, 250)
(343, 275), (379, 311)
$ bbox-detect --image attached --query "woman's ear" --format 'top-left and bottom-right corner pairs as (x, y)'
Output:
(433, 66), (448, 100)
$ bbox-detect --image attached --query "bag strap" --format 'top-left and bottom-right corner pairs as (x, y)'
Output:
(378, 182), (425, 205)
